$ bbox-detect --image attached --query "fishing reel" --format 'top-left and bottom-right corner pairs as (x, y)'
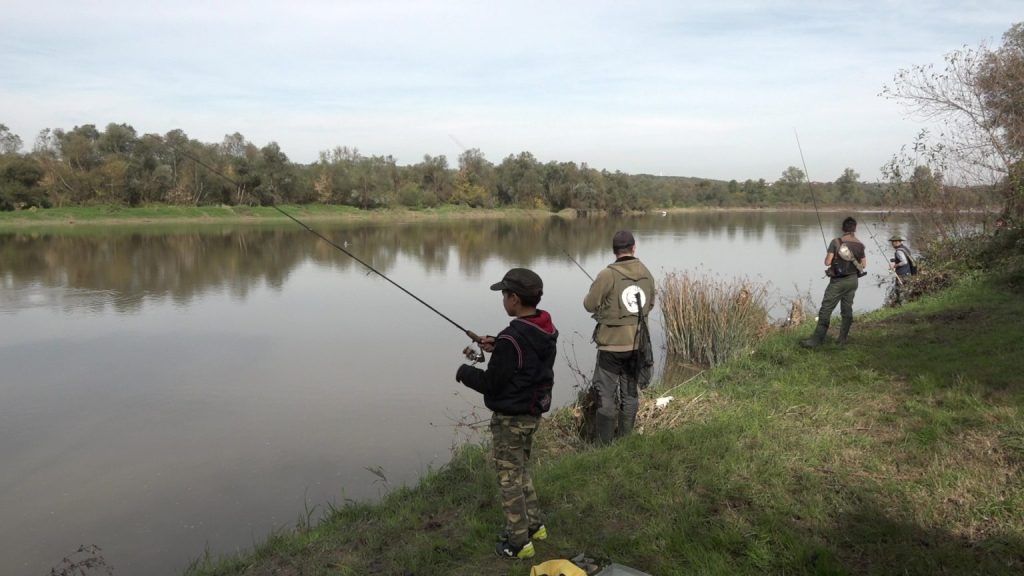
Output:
(462, 344), (485, 364)
(462, 330), (488, 364)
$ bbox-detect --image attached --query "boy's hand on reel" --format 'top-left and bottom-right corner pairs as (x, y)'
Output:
(478, 335), (496, 353)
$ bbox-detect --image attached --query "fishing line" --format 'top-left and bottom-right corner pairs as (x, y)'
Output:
(166, 141), (483, 342)
(794, 129), (829, 250)
(447, 134), (595, 282)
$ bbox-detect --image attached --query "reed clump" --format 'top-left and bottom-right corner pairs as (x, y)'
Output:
(659, 272), (770, 367)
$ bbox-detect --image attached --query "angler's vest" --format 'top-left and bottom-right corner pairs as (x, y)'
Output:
(829, 236), (865, 278)
(894, 246), (916, 276)
(596, 262), (655, 327)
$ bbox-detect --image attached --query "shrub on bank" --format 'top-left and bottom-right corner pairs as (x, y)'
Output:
(659, 272), (770, 367)
(894, 227), (1024, 304)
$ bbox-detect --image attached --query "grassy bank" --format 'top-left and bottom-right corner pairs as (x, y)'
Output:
(186, 269), (1023, 575)
(0, 205), (560, 228)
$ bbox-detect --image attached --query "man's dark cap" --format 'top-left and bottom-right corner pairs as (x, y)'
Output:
(490, 267), (543, 295)
(612, 230), (636, 250)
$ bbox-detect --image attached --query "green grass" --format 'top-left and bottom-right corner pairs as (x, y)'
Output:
(186, 271), (1024, 575)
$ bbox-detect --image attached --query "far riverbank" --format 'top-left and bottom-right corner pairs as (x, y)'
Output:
(0, 204), (917, 229)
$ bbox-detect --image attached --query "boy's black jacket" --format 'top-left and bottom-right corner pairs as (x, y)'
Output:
(456, 310), (558, 416)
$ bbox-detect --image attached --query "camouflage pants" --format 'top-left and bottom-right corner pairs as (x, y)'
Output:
(490, 413), (541, 547)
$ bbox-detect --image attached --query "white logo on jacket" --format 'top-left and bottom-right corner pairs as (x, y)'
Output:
(620, 285), (647, 314)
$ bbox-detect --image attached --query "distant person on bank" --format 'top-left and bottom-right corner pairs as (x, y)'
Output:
(887, 234), (917, 306)
(583, 230), (655, 443)
(801, 217), (867, 348)
(889, 234), (913, 278)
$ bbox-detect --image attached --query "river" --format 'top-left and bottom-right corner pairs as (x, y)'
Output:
(0, 210), (920, 574)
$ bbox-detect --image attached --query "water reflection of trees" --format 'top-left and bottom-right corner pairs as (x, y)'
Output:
(1, 228), (309, 312)
(0, 212), (899, 311)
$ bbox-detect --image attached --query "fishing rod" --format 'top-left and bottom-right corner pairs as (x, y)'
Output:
(535, 212), (594, 282)
(795, 130), (876, 283)
(564, 248), (595, 282)
(164, 140), (486, 349)
(794, 129), (829, 250)
(515, 202), (595, 282)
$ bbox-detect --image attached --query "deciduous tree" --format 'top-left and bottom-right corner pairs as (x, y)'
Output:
(0, 124), (22, 155)
(882, 21), (1024, 219)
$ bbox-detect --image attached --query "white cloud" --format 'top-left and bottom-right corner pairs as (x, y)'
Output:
(1, 0), (1020, 180)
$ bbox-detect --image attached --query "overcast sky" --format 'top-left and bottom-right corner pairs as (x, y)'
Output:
(1, 1), (1019, 182)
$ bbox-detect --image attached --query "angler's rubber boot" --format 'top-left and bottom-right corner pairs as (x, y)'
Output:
(617, 412), (635, 438)
(595, 413), (616, 445)
(837, 318), (853, 346)
(800, 322), (829, 348)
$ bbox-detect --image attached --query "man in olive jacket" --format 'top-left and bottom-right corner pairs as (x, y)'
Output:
(583, 230), (655, 444)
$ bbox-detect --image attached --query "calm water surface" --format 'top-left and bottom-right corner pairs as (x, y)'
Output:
(0, 211), (919, 574)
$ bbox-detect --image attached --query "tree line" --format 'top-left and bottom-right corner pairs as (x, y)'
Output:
(0, 122), (913, 213)
(0, 122), (1000, 214)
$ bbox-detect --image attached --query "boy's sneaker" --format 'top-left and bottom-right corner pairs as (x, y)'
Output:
(495, 539), (535, 559)
(529, 524), (548, 540)
(499, 524), (547, 542)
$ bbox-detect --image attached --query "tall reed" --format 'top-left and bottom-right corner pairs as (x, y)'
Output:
(659, 272), (769, 367)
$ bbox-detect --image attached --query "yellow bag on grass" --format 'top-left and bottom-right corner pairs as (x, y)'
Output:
(530, 558), (588, 576)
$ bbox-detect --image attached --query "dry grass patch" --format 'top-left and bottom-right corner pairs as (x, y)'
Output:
(660, 272), (771, 367)
(635, 389), (723, 436)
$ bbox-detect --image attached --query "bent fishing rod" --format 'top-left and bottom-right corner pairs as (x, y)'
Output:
(165, 141), (486, 346)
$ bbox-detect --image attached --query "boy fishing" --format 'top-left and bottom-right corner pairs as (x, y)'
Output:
(455, 268), (559, 559)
